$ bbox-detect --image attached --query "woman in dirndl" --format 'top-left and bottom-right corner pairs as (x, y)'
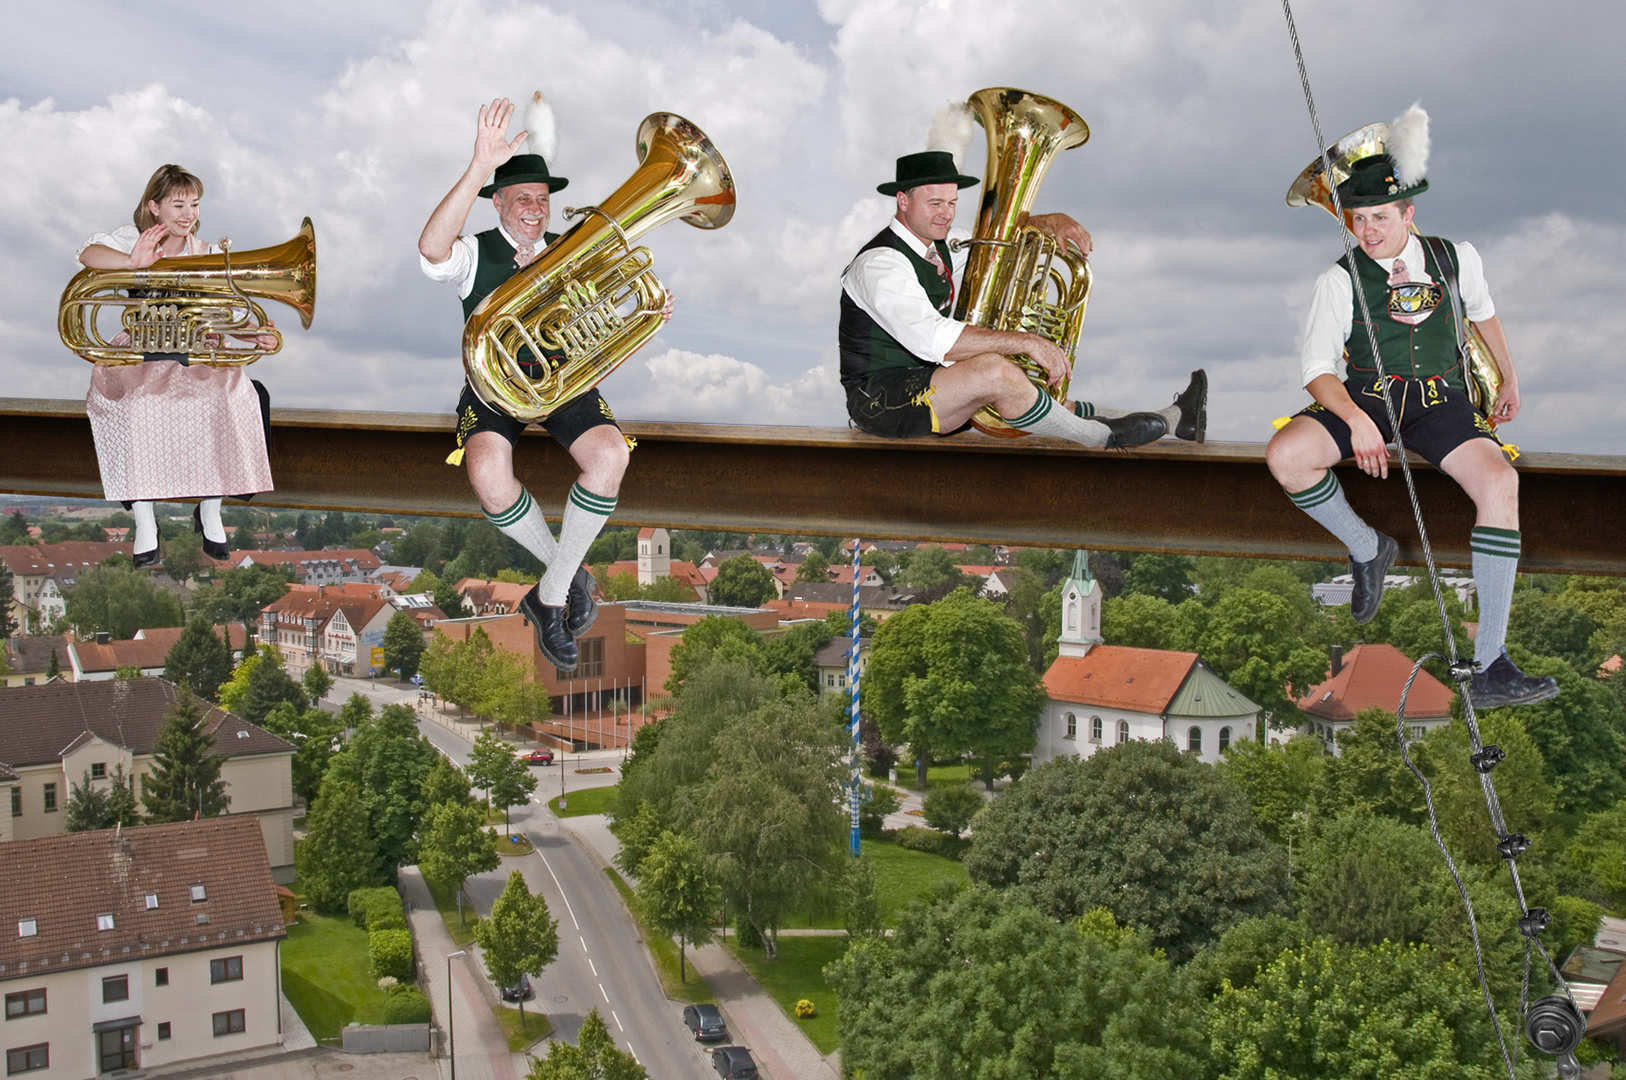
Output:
(76, 164), (274, 567)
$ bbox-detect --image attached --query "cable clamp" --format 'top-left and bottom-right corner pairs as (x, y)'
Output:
(1497, 833), (1531, 860)
(1518, 908), (1551, 937)
(1449, 658), (1480, 685)
(1470, 745), (1505, 774)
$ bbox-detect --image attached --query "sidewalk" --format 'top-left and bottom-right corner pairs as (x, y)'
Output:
(399, 865), (526, 1080)
(688, 944), (841, 1080)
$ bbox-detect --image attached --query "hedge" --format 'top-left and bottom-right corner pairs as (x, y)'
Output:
(349, 886), (407, 930)
(382, 985), (432, 1025)
(368, 927), (414, 981)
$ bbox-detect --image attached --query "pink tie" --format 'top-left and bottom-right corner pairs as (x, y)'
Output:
(514, 245), (538, 269)
(1388, 258), (1408, 285)
(925, 244), (954, 310)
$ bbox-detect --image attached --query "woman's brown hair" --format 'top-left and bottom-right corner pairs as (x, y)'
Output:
(132, 164), (204, 231)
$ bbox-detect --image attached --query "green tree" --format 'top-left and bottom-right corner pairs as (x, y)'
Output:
(1563, 799), (1626, 909)
(1319, 707), (1428, 824)
(1119, 553), (1196, 602)
(422, 756), (476, 808)
(795, 551), (830, 583)
(611, 801), (669, 879)
(857, 782), (901, 838)
(235, 653), (308, 726)
(921, 784), (984, 838)
(64, 564), (184, 639)
(1101, 592), (1178, 651)
(419, 631), (458, 702)
(382, 610), (425, 680)
(258, 704), (344, 804)
(895, 545), (968, 600)
(1196, 588), (1329, 725)
(216, 643), (274, 715)
(140, 690), (229, 822)
(708, 554), (777, 609)
(104, 764), (140, 828)
(474, 871), (559, 1025)
(641, 575), (698, 603)
(526, 1009), (646, 1080)
(162, 615), (234, 700)
(634, 830), (716, 982)
(863, 588), (1045, 789)
(1489, 646), (1626, 815)
(836, 854), (884, 938)
(162, 528), (206, 586)
(1213, 734), (1327, 845)
(302, 663), (334, 703)
(663, 615), (767, 694)
(417, 801), (500, 896)
(1412, 709), (1556, 866)
(65, 770), (111, 832)
(468, 730), (517, 809)
(1298, 813), (1441, 946)
(326, 704), (439, 874)
(295, 775), (384, 911)
(965, 741), (1289, 962)
(190, 563), (293, 653)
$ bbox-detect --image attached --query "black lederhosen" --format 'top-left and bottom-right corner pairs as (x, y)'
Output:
(846, 366), (974, 439)
(453, 378), (618, 454)
(1296, 375), (1501, 468)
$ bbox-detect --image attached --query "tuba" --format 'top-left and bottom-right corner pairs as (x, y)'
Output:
(951, 88), (1092, 437)
(1288, 130), (1502, 417)
(58, 219), (317, 366)
(462, 113), (735, 422)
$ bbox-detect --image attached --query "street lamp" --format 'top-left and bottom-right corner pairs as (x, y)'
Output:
(446, 949), (467, 1080)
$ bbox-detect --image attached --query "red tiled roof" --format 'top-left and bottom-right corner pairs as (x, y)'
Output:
(237, 549), (381, 571)
(0, 541), (132, 578)
(1296, 643), (1455, 722)
(1587, 952), (1626, 1041)
(0, 816), (285, 975)
(1043, 645), (1199, 713)
(766, 599), (846, 621)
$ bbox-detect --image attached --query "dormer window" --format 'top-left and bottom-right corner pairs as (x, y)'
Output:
(97, 913), (115, 931)
(17, 919), (36, 938)
(145, 894), (159, 910)
(190, 884), (207, 903)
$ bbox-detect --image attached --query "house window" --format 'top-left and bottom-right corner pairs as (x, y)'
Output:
(6, 1044), (48, 1074)
(101, 975), (128, 1003)
(96, 913), (115, 931)
(145, 894), (159, 910)
(210, 956), (243, 983)
(1117, 720), (1129, 744)
(90, 763), (106, 780)
(155, 968), (168, 987)
(4, 989), (45, 1019)
(1188, 726), (1202, 754)
(1063, 712), (1076, 739)
(212, 1009), (245, 1037)
(1219, 726), (1232, 752)
(578, 637), (605, 679)
(190, 884), (207, 903)
(157, 1023), (171, 1041)
(8, 789), (17, 817)
(1090, 716), (1103, 743)
(15, 921), (35, 939)
(41, 785), (55, 813)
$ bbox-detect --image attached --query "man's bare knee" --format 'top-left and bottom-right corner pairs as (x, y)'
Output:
(571, 428), (630, 496)
(465, 433), (520, 513)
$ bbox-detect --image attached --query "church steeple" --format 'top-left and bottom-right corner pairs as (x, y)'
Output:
(1057, 549), (1102, 658)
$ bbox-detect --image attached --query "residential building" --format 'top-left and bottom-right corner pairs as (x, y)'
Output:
(258, 593), (345, 673)
(1034, 552), (1261, 766)
(0, 679), (295, 880)
(813, 636), (869, 697)
(66, 626), (249, 683)
(0, 816), (287, 1078)
(1295, 643), (1456, 752)
(782, 582), (924, 622)
(456, 579), (533, 616)
(1313, 573), (1477, 609)
(1, 543), (132, 634)
(231, 549), (381, 587)
(2, 637), (72, 687)
(321, 597), (394, 676)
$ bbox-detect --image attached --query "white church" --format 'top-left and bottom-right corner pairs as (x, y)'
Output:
(1032, 553), (1262, 766)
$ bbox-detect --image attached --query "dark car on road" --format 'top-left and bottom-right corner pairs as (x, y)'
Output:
(525, 749), (554, 765)
(683, 1003), (728, 1041)
(500, 974), (533, 1002)
(711, 1046), (758, 1078)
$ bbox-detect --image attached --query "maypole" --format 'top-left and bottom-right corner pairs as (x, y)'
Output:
(847, 537), (863, 857)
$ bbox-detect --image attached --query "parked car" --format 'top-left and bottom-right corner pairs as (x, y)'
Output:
(711, 1046), (758, 1078)
(526, 749), (554, 765)
(683, 1003), (728, 1042)
(500, 974), (533, 1002)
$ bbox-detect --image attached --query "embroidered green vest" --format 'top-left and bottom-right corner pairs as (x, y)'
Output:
(462, 228), (560, 320)
(1340, 237), (1466, 390)
(838, 227), (955, 389)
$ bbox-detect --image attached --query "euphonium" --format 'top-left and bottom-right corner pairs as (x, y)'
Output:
(462, 112), (735, 422)
(58, 218), (317, 366)
(951, 88), (1092, 438)
(1288, 129), (1502, 417)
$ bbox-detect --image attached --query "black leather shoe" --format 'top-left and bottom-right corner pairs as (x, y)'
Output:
(1468, 653), (1560, 709)
(1173, 369), (1207, 443)
(133, 547), (159, 569)
(1349, 532), (1398, 625)
(193, 505), (229, 560)
(519, 585), (578, 671)
(566, 566), (598, 638)
(1101, 412), (1168, 449)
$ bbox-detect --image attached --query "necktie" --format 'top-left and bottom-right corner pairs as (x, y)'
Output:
(514, 244), (538, 269)
(924, 244), (954, 311)
(1388, 258), (1408, 286)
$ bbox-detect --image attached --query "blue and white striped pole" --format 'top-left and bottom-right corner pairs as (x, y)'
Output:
(848, 537), (863, 857)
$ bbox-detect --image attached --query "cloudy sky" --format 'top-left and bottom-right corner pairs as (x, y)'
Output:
(3, 0), (1622, 454)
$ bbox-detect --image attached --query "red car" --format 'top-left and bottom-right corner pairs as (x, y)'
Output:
(526, 749), (555, 765)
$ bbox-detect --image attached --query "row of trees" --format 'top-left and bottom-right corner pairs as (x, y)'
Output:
(63, 689), (230, 830)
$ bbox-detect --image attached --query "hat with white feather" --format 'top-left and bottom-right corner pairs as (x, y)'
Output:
(878, 100), (980, 195)
(479, 91), (570, 197)
(1336, 103), (1430, 207)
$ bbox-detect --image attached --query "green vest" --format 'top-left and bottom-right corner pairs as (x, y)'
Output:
(838, 227), (955, 389)
(462, 228), (561, 321)
(1340, 238), (1466, 390)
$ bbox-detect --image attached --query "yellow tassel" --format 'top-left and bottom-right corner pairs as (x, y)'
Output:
(445, 447), (466, 466)
(1501, 443), (1521, 462)
(623, 435), (638, 452)
(1272, 416), (1293, 430)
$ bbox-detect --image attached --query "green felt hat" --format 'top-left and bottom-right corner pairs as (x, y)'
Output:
(877, 150), (979, 196)
(1336, 154), (1428, 208)
(479, 154), (569, 198)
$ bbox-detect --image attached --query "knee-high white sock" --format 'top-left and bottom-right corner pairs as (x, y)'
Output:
(485, 488), (558, 566)
(1471, 527), (1521, 666)
(132, 501), (158, 553)
(1072, 401), (1129, 420)
(538, 483), (615, 607)
(1009, 391), (1113, 448)
(197, 498), (226, 544)
(1287, 471), (1379, 562)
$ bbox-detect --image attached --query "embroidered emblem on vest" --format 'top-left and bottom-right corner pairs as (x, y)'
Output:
(1389, 282), (1443, 322)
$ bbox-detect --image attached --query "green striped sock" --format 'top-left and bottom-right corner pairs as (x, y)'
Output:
(485, 488), (558, 565)
(1471, 526), (1520, 666)
(538, 483), (617, 607)
(1287, 471), (1378, 562)
(1009, 391), (1114, 447)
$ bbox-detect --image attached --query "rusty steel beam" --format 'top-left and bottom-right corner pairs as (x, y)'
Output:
(3, 397), (1623, 575)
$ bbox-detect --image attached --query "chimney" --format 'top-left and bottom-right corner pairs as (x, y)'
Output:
(96, 631), (110, 646)
(1329, 644), (1344, 677)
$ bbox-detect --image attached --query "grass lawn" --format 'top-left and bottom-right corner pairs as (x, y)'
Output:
(777, 839), (969, 930)
(422, 874), (477, 947)
(551, 783), (618, 818)
(280, 907), (389, 1041)
(494, 1004), (552, 1051)
(498, 832), (536, 856)
(725, 937), (846, 1055)
(895, 762), (974, 791)
(605, 868), (717, 1005)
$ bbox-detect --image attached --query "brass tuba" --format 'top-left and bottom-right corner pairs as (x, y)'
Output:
(58, 219), (317, 366)
(1288, 130), (1502, 417)
(951, 88), (1092, 437)
(462, 112), (735, 422)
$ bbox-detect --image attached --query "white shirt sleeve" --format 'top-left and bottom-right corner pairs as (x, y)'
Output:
(77, 225), (140, 259)
(1454, 241), (1495, 322)
(419, 235), (479, 299)
(841, 244), (966, 366)
(1299, 264), (1353, 388)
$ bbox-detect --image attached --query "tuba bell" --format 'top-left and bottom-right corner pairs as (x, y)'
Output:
(58, 219), (317, 366)
(462, 112), (735, 422)
(1288, 130), (1502, 417)
(951, 88), (1092, 438)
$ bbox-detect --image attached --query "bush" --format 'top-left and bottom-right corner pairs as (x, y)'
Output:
(735, 917), (763, 950)
(895, 824), (968, 860)
(858, 784), (902, 839)
(348, 886), (406, 930)
(795, 998), (817, 1018)
(369, 927), (414, 981)
(922, 785), (985, 838)
(382, 985), (432, 1025)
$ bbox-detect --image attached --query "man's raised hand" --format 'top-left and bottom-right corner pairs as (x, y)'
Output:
(474, 98), (529, 171)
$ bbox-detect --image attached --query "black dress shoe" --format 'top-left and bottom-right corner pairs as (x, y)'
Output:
(133, 547), (159, 569)
(1468, 653), (1560, 709)
(1101, 412), (1168, 449)
(193, 505), (229, 560)
(1349, 532), (1398, 625)
(1173, 369), (1207, 443)
(566, 566), (598, 638)
(519, 585), (578, 671)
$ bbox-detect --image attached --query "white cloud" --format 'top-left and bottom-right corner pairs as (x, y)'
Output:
(605, 347), (844, 426)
